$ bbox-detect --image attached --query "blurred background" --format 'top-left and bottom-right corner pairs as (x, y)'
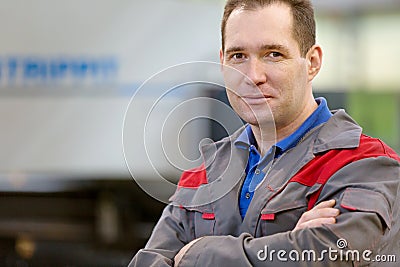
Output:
(0, 0), (399, 266)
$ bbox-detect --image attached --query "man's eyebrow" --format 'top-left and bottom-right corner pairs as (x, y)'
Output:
(224, 46), (245, 55)
(224, 44), (290, 55)
(260, 44), (290, 53)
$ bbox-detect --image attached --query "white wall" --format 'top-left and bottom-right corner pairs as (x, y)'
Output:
(0, 0), (224, 179)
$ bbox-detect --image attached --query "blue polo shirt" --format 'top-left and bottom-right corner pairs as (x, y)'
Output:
(234, 97), (332, 219)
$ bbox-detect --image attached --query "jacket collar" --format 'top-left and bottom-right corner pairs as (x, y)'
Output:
(313, 109), (362, 154)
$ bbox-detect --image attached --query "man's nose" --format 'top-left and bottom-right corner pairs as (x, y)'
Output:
(245, 58), (267, 86)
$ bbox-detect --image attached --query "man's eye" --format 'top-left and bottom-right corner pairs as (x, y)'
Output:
(267, 52), (283, 58)
(232, 53), (245, 60)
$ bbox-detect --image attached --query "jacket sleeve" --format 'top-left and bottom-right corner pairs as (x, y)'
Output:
(177, 156), (400, 267)
(128, 203), (194, 267)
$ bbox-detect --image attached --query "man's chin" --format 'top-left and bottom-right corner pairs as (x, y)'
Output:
(245, 115), (276, 128)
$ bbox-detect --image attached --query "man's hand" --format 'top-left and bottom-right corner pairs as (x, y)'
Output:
(174, 237), (203, 266)
(294, 199), (339, 231)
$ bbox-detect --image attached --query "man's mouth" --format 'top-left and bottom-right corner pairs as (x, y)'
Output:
(241, 94), (273, 105)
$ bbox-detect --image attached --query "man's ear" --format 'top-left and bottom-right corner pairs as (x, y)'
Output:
(306, 45), (323, 81)
(219, 48), (224, 71)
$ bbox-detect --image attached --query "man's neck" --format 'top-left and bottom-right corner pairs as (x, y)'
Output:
(250, 100), (318, 157)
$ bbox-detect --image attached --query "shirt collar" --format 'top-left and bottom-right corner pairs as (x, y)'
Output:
(275, 97), (332, 153)
(234, 123), (256, 150)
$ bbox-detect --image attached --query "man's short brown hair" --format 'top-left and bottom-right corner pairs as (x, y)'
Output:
(221, 0), (316, 57)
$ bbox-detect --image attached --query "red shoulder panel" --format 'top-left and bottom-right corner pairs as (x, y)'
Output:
(376, 139), (400, 161)
(178, 164), (208, 188)
(291, 134), (398, 186)
(289, 134), (399, 210)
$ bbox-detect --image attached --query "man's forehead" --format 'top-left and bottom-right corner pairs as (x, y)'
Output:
(225, 4), (293, 34)
(229, 6), (248, 18)
(227, 2), (292, 21)
(224, 4), (294, 51)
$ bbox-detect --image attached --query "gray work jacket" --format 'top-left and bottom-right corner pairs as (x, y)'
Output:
(129, 110), (400, 267)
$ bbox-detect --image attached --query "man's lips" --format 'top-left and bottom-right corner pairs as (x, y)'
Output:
(240, 95), (273, 104)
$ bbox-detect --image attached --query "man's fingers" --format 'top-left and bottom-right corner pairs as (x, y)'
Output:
(296, 217), (336, 230)
(314, 199), (336, 209)
(299, 207), (339, 224)
(293, 199), (340, 231)
(302, 207), (340, 221)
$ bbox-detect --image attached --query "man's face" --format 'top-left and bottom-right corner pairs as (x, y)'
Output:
(220, 3), (317, 130)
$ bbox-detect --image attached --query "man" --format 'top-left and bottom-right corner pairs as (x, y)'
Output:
(130, 0), (400, 266)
